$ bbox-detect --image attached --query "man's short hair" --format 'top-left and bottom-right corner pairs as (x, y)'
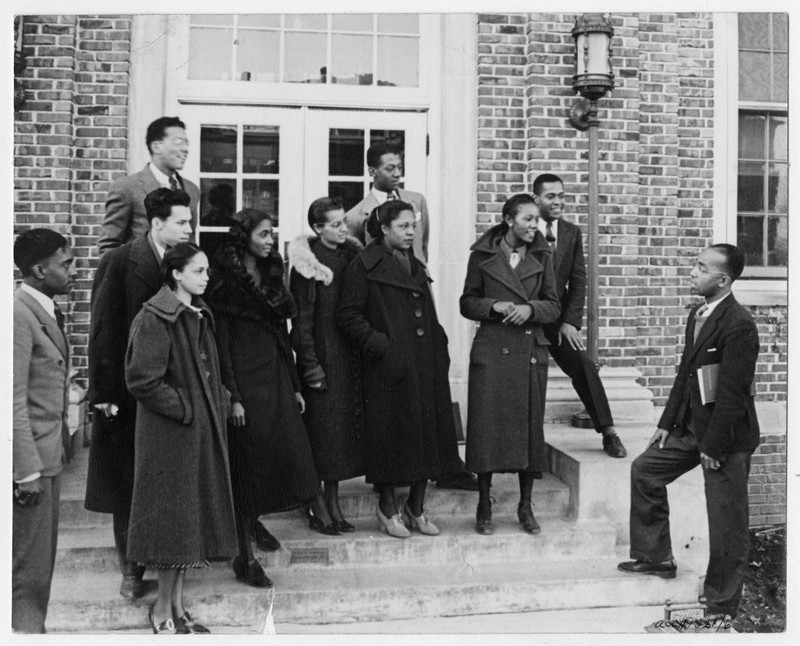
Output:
(14, 228), (69, 277)
(709, 243), (745, 282)
(145, 187), (191, 223)
(532, 173), (564, 196)
(366, 142), (402, 169)
(146, 116), (186, 153)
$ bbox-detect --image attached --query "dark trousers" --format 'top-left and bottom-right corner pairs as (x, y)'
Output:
(12, 474), (61, 633)
(629, 431), (752, 617)
(543, 324), (614, 431)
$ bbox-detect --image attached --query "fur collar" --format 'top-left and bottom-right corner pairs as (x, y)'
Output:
(287, 235), (363, 284)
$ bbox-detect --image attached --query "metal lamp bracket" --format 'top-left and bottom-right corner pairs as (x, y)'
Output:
(569, 98), (591, 131)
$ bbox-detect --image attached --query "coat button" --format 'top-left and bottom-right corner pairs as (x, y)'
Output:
(530, 357), (537, 364)
(502, 348), (509, 355)
(412, 292), (420, 299)
(525, 329), (532, 335)
(414, 309), (423, 318)
(416, 328), (425, 337)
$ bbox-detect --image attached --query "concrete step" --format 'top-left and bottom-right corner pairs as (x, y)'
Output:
(47, 548), (700, 631)
(60, 464), (571, 528)
(54, 516), (615, 574)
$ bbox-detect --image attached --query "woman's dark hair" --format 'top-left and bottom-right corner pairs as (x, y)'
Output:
(161, 242), (204, 289)
(500, 193), (538, 230)
(307, 196), (344, 229)
(228, 208), (273, 256)
(365, 200), (414, 241)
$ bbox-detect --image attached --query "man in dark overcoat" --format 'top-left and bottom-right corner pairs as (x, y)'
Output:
(85, 188), (193, 598)
(532, 173), (627, 458)
(13, 229), (77, 632)
(619, 244), (760, 624)
(97, 116), (200, 254)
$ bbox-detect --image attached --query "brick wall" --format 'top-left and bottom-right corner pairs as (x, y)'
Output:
(14, 15), (132, 385)
(749, 430), (787, 526)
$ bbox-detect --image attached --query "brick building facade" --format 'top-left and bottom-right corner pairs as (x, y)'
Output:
(13, 13), (787, 524)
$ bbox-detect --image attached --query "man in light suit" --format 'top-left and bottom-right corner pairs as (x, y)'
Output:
(533, 173), (627, 458)
(619, 244), (759, 626)
(345, 142), (430, 262)
(85, 188), (193, 598)
(98, 116), (200, 254)
(13, 229), (77, 632)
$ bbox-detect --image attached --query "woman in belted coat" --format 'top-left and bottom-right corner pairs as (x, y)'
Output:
(337, 200), (461, 539)
(460, 193), (560, 537)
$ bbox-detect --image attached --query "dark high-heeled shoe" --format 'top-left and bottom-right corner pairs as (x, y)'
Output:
(251, 522), (281, 552)
(304, 505), (341, 536)
(335, 518), (356, 533)
(232, 555), (273, 588)
(149, 603), (176, 634)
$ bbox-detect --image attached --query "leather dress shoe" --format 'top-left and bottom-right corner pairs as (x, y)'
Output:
(120, 573), (146, 599)
(475, 505), (493, 535)
(436, 471), (479, 491)
(335, 518), (356, 533)
(402, 503), (440, 536)
(618, 558), (677, 579)
(251, 522), (281, 551)
(233, 555), (274, 588)
(174, 610), (211, 634)
(376, 505), (410, 538)
(601, 429), (628, 458)
(517, 503), (541, 535)
(149, 603), (176, 634)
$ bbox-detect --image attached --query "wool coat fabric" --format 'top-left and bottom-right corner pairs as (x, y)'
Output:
(85, 235), (161, 515)
(124, 286), (237, 566)
(206, 245), (321, 517)
(288, 235), (365, 482)
(460, 225), (561, 474)
(337, 242), (461, 485)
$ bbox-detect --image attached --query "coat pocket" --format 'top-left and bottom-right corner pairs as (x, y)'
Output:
(379, 340), (409, 390)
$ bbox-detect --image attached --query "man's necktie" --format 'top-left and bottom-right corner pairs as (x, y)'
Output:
(693, 303), (709, 343)
(545, 221), (556, 247)
(386, 191), (397, 201)
(169, 175), (179, 191)
(509, 250), (521, 269)
(54, 304), (66, 332)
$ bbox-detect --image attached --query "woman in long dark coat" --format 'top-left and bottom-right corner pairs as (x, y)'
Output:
(288, 197), (364, 532)
(337, 200), (461, 539)
(205, 208), (339, 587)
(125, 243), (237, 634)
(460, 193), (560, 536)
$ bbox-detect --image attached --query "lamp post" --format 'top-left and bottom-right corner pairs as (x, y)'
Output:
(568, 13), (615, 367)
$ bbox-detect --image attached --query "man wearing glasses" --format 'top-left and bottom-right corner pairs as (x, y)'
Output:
(619, 244), (760, 628)
(98, 116), (199, 254)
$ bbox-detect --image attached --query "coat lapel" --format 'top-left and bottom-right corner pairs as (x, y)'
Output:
(554, 221), (572, 277)
(128, 236), (161, 293)
(479, 254), (530, 302)
(16, 289), (69, 360)
(687, 297), (732, 363)
(359, 192), (380, 217)
(363, 244), (427, 293)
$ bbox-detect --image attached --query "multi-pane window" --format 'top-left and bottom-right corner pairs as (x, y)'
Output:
(737, 13), (788, 271)
(188, 14), (419, 87)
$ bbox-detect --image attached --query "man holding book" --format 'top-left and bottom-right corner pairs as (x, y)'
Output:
(618, 244), (760, 625)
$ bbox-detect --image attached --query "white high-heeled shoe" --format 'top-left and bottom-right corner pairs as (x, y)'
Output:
(376, 505), (410, 538)
(403, 503), (440, 536)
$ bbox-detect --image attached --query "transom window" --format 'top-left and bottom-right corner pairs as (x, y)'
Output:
(188, 14), (419, 87)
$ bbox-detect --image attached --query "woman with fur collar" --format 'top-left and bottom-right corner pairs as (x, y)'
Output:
(205, 208), (339, 590)
(288, 197), (365, 533)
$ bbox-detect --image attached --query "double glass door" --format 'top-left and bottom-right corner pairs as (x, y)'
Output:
(181, 106), (427, 255)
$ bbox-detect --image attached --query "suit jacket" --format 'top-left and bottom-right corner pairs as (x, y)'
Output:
(13, 288), (70, 481)
(345, 188), (429, 262)
(548, 218), (586, 330)
(658, 295), (760, 461)
(98, 165), (200, 254)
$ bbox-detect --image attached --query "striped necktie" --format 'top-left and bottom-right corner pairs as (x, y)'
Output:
(169, 175), (179, 191)
(693, 303), (709, 343)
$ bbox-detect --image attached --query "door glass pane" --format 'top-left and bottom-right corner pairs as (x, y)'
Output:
(377, 36), (419, 87)
(240, 14), (281, 28)
(243, 179), (280, 224)
(738, 13), (769, 50)
(773, 53), (788, 102)
(200, 179), (237, 225)
(768, 216), (788, 266)
(738, 52), (770, 101)
(329, 129), (364, 176)
(200, 126), (238, 173)
(737, 216), (764, 265)
(738, 114), (765, 159)
(737, 161), (765, 212)
(236, 30), (280, 82)
(332, 14), (373, 32)
(768, 163), (788, 213)
(378, 14), (419, 34)
(332, 34), (373, 85)
(285, 14), (327, 30)
(329, 181), (366, 212)
(285, 32), (327, 83)
(768, 115), (788, 160)
(243, 126), (280, 174)
(189, 28), (233, 80)
(773, 13), (788, 50)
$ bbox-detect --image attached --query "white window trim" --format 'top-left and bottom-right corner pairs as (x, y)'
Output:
(166, 14), (436, 110)
(712, 12), (787, 306)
